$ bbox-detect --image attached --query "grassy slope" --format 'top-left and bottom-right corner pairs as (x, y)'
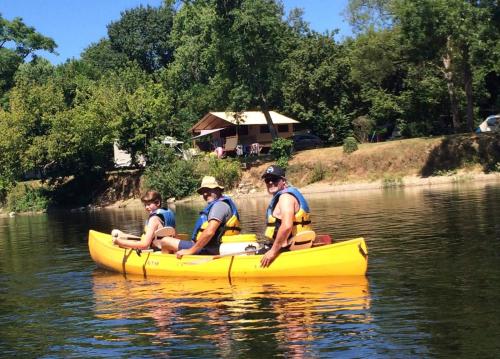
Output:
(240, 133), (500, 191)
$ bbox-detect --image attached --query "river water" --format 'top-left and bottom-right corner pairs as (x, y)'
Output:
(1, 181), (500, 358)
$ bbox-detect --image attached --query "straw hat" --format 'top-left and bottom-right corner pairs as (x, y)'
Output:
(197, 176), (224, 194)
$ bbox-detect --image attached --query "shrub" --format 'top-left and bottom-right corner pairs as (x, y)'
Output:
(343, 137), (358, 154)
(352, 116), (375, 143)
(309, 163), (328, 184)
(382, 175), (404, 188)
(144, 159), (199, 200)
(270, 137), (293, 168)
(143, 142), (200, 199)
(195, 155), (241, 190)
(7, 183), (50, 212)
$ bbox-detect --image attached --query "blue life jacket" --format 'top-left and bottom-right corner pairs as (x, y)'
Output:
(147, 208), (176, 229)
(265, 187), (312, 240)
(190, 196), (241, 249)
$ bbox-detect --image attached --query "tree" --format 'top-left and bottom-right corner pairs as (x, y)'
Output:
(213, 0), (289, 138)
(282, 31), (354, 142)
(107, 4), (176, 73)
(347, 0), (500, 132)
(80, 39), (130, 78)
(0, 14), (57, 99)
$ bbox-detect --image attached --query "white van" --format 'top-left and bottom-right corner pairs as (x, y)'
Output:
(476, 115), (499, 133)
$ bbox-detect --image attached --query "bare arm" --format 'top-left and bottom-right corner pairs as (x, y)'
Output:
(176, 219), (221, 258)
(261, 194), (296, 267)
(113, 216), (162, 250)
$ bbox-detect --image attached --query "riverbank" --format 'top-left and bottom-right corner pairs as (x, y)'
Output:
(1, 133), (499, 215)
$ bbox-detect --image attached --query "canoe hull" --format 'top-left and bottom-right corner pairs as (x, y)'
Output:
(88, 230), (368, 278)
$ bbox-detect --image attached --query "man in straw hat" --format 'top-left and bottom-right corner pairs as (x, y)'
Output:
(260, 165), (312, 267)
(161, 176), (241, 257)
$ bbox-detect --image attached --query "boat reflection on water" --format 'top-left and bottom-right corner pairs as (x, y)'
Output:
(91, 272), (371, 357)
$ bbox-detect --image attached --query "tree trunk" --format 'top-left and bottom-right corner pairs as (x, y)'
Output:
(462, 44), (474, 132)
(442, 37), (461, 133)
(260, 95), (278, 139)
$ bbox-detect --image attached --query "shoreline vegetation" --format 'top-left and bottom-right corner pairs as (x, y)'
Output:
(2, 134), (499, 217)
(2, 2), (500, 217)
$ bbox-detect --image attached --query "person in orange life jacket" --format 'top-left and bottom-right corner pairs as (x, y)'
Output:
(260, 165), (312, 268)
(112, 190), (176, 250)
(160, 176), (240, 258)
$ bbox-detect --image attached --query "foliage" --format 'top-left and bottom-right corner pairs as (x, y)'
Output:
(0, 14), (56, 98)
(381, 175), (404, 188)
(1, 0), (500, 207)
(283, 32), (354, 143)
(352, 115), (375, 143)
(143, 142), (199, 199)
(270, 137), (293, 167)
(6, 183), (50, 212)
(343, 136), (359, 154)
(195, 155), (241, 190)
(309, 163), (328, 184)
(107, 4), (175, 73)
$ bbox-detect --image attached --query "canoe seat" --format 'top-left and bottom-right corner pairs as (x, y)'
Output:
(289, 231), (315, 251)
(312, 234), (332, 247)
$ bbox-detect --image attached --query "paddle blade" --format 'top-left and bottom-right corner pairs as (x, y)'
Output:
(155, 226), (176, 238)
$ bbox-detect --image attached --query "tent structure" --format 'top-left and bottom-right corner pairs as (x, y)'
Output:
(190, 111), (300, 154)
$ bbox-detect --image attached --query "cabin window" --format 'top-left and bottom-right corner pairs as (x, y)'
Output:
(221, 127), (236, 137)
(260, 125), (270, 133)
(237, 126), (249, 135)
(277, 124), (289, 133)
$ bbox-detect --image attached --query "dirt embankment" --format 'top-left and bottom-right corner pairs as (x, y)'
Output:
(3, 133), (498, 215)
(107, 133), (500, 206)
(231, 133), (500, 197)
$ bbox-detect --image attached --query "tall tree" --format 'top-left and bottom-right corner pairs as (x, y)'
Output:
(213, 0), (289, 138)
(107, 4), (175, 73)
(0, 14), (56, 99)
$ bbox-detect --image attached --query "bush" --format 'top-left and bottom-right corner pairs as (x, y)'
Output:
(309, 163), (328, 184)
(143, 142), (200, 199)
(144, 159), (199, 200)
(352, 116), (375, 143)
(270, 138), (293, 168)
(7, 183), (50, 212)
(0, 178), (13, 205)
(343, 137), (358, 154)
(382, 175), (404, 188)
(195, 155), (241, 190)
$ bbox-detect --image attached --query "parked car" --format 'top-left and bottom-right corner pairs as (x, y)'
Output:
(289, 134), (324, 151)
(476, 115), (499, 133)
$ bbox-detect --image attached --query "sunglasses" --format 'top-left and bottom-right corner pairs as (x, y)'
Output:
(264, 176), (282, 184)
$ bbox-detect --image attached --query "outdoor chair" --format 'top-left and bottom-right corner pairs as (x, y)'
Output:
(250, 143), (262, 156)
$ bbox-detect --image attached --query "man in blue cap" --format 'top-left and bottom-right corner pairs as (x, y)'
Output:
(260, 165), (312, 267)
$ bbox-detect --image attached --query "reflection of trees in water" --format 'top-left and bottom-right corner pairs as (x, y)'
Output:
(91, 274), (371, 357)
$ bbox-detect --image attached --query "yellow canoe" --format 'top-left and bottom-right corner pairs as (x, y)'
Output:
(88, 230), (368, 278)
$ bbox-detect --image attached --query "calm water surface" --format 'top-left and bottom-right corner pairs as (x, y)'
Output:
(1, 181), (500, 358)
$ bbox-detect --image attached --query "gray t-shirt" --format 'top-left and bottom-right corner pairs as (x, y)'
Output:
(208, 200), (232, 225)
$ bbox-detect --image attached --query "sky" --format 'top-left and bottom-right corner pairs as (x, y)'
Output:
(1, 0), (352, 65)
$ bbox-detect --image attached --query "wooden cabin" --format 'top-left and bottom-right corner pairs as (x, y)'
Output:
(190, 111), (299, 155)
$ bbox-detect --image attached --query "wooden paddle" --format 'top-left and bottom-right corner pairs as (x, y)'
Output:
(184, 247), (259, 265)
(111, 229), (141, 240)
(154, 226), (176, 238)
(184, 231), (316, 265)
(111, 227), (175, 241)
